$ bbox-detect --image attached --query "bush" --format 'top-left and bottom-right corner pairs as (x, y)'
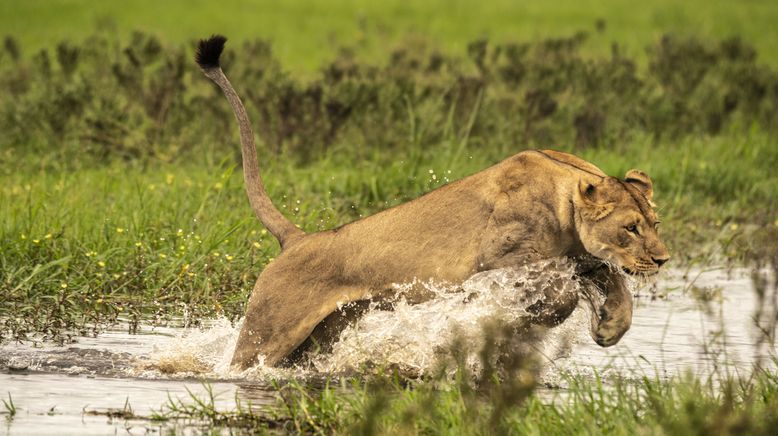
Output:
(2, 31), (778, 168)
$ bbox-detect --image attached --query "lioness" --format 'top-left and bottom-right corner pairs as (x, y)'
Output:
(195, 36), (670, 369)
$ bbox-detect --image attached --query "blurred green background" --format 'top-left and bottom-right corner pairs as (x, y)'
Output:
(3, 0), (778, 71)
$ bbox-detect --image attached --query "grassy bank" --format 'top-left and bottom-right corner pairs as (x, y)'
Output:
(2, 133), (777, 342)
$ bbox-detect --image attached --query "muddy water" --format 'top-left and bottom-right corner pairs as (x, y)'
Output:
(1, 265), (775, 434)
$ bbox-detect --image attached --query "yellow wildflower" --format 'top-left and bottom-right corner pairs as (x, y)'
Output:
(116, 228), (125, 234)
(252, 241), (261, 248)
(60, 283), (68, 289)
(45, 233), (52, 239)
(98, 261), (106, 268)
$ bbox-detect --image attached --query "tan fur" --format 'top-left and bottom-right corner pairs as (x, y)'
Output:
(197, 43), (670, 369)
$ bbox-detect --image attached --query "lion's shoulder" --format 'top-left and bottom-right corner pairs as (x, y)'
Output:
(506, 150), (606, 178)
(497, 149), (605, 190)
(535, 150), (607, 177)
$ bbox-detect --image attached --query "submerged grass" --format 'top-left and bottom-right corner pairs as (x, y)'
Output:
(75, 358), (778, 434)
(1, 393), (16, 421)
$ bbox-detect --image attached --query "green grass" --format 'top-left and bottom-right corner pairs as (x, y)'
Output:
(2, 133), (777, 340)
(3, 0), (778, 72)
(273, 368), (778, 435)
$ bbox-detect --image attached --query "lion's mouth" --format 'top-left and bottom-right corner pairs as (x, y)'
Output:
(622, 266), (659, 277)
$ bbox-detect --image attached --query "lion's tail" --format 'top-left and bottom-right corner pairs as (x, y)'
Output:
(196, 35), (304, 249)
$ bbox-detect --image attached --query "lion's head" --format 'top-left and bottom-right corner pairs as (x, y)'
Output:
(574, 169), (670, 275)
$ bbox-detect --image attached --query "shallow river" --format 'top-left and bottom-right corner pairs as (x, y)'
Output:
(1, 265), (775, 434)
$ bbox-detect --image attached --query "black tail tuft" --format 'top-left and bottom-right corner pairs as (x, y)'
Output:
(195, 35), (227, 68)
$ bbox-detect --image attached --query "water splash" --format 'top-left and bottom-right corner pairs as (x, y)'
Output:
(313, 258), (586, 374)
(138, 317), (239, 377)
(141, 258), (602, 380)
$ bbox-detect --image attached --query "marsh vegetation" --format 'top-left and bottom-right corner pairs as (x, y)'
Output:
(1, 1), (777, 433)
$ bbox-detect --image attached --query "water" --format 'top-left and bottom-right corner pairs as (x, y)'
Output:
(1, 263), (775, 434)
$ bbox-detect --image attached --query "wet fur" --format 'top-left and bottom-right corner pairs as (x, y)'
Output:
(195, 36), (669, 369)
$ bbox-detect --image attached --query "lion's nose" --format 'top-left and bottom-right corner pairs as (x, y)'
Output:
(652, 255), (669, 267)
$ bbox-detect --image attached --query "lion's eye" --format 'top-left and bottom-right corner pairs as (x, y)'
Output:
(626, 224), (639, 234)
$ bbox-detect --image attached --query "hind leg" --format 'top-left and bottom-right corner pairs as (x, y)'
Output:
(231, 274), (369, 369)
(283, 300), (375, 365)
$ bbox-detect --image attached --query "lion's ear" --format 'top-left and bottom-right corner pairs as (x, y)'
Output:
(624, 169), (654, 203)
(578, 179), (604, 204)
(577, 179), (615, 220)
